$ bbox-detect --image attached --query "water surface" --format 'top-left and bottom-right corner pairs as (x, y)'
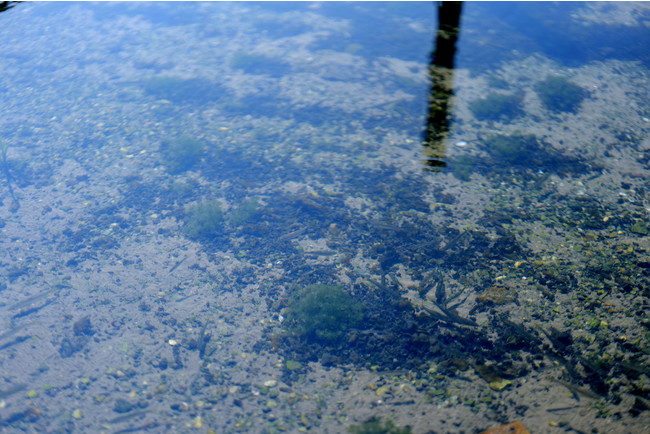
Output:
(0, 2), (649, 432)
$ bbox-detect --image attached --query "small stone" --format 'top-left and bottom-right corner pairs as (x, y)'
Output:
(285, 360), (302, 371)
(489, 379), (512, 391)
(113, 398), (134, 413)
(26, 390), (38, 398)
(264, 380), (277, 388)
(72, 409), (82, 419)
(191, 416), (203, 429)
(375, 385), (390, 397)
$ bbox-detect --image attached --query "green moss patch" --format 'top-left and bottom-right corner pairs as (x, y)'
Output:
(159, 136), (205, 174)
(469, 91), (524, 122)
(534, 75), (587, 113)
(284, 284), (365, 343)
(183, 200), (223, 241)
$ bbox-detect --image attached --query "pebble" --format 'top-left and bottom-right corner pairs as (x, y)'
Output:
(488, 379), (512, 391)
(190, 416), (203, 429)
(375, 385), (390, 397)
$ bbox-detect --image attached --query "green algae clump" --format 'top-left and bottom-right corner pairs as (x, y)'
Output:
(469, 91), (524, 122)
(484, 131), (540, 164)
(534, 75), (587, 113)
(229, 197), (259, 225)
(160, 136), (205, 174)
(183, 200), (223, 241)
(284, 284), (364, 343)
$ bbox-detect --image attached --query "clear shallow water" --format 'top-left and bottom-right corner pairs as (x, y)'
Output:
(0, 2), (649, 433)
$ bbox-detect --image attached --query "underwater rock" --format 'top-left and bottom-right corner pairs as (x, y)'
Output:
(488, 378), (512, 391)
(113, 398), (134, 414)
(73, 316), (94, 336)
(476, 286), (517, 305)
(59, 316), (94, 358)
(59, 336), (90, 358)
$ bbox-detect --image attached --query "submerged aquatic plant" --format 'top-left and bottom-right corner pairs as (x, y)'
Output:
(141, 76), (224, 105)
(284, 284), (364, 343)
(183, 200), (223, 241)
(469, 91), (524, 122)
(484, 131), (540, 164)
(230, 51), (291, 77)
(229, 197), (259, 226)
(159, 136), (205, 174)
(481, 130), (590, 177)
(448, 154), (477, 182)
(534, 75), (587, 113)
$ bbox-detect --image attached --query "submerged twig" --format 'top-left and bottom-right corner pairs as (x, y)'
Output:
(547, 376), (602, 401)
(422, 302), (478, 327)
(376, 272), (477, 328)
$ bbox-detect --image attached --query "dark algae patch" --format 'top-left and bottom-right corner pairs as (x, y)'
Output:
(485, 131), (539, 163)
(229, 51), (292, 77)
(183, 200), (224, 240)
(140, 76), (226, 106)
(283, 284), (364, 343)
(159, 136), (206, 174)
(228, 197), (259, 226)
(480, 131), (592, 175)
(534, 75), (588, 113)
(348, 416), (412, 434)
(469, 91), (525, 122)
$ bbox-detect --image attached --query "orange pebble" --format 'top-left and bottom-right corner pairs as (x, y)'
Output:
(479, 421), (530, 434)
